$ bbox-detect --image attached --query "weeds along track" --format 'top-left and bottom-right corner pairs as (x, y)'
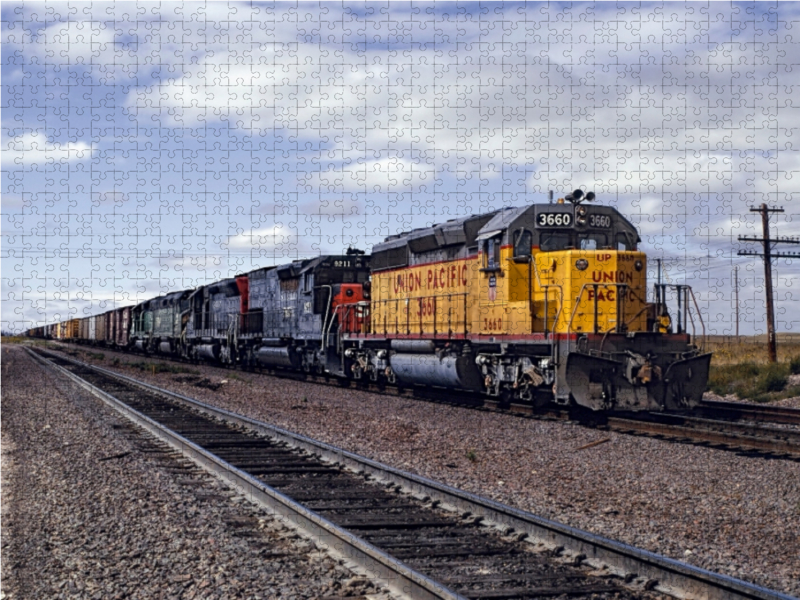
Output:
(41, 342), (800, 462)
(27, 347), (794, 600)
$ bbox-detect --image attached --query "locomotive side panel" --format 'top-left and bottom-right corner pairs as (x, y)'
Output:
(370, 213), (496, 339)
(371, 257), (474, 338)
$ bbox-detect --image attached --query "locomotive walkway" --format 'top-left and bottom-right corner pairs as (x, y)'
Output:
(28, 347), (794, 600)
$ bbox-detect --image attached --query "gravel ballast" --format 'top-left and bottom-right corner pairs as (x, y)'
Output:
(1, 345), (388, 600)
(22, 343), (800, 596)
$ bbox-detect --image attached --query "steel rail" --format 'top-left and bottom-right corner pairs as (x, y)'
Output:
(492, 400), (800, 459)
(26, 348), (466, 600)
(30, 348), (797, 600)
(698, 400), (800, 427)
(604, 415), (800, 458)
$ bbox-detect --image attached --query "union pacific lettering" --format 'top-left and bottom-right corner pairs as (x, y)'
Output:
(393, 263), (469, 294)
(591, 270), (634, 284)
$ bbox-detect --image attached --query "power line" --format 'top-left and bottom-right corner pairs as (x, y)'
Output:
(737, 204), (800, 363)
(734, 265), (739, 344)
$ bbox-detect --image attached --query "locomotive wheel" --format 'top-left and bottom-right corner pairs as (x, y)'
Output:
(498, 389), (513, 410)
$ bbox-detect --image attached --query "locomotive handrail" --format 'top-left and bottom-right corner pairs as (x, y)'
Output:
(566, 282), (631, 338)
(530, 256), (564, 336)
(336, 301), (371, 337)
(565, 284), (589, 338)
(370, 293), (469, 338)
(654, 284), (706, 347)
(227, 316), (237, 350)
(541, 284), (563, 336)
(597, 304), (651, 354)
(688, 286), (707, 349)
(320, 285), (335, 350)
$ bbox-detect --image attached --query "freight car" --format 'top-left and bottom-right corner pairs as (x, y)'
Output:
(27, 191), (710, 412)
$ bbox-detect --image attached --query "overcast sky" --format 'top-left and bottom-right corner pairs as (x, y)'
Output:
(3, 1), (800, 335)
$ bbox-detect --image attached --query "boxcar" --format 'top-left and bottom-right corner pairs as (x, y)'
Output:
(112, 306), (131, 347)
(96, 311), (109, 345)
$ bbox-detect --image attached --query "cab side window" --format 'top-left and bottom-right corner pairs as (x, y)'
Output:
(483, 237), (501, 270)
(616, 232), (630, 251)
(513, 229), (532, 258)
(489, 238), (499, 269)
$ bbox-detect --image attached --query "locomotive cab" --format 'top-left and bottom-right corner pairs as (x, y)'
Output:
(471, 199), (646, 338)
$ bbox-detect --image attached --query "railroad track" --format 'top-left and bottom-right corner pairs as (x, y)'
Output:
(696, 400), (800, 427)
(481, 402), (800, 461)
(40, 342), (800, 462)
(27, 347), (794, 600)
(599, 413), (800, 460)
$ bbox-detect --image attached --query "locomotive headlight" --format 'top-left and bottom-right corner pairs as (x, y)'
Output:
(576, 216), (587, 226)
(635, 260), (643, 271)
(575, 259), (589, 271)
(577, 206), (588, 216)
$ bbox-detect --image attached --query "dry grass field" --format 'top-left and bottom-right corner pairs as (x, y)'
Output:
(703, 334), (800, 402)
(704, 333), (800, 365)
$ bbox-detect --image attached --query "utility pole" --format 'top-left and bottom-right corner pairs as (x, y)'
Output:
(733, 265), (739, 344)
(738, 204), (800, 363)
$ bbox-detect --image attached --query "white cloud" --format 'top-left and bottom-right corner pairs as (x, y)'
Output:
(3, 132), (94, 166)
(226, 223), (322, 256)
(305, 158), (434, 193)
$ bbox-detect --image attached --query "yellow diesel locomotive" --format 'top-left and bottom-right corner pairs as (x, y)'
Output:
(341, 190), (710, 411)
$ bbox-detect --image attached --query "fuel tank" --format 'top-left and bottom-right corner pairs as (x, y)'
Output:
(390, 353), (482, 390)
(256, 346), (300, 369)
(196, 344), (219, 361)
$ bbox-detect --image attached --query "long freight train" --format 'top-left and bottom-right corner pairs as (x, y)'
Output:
(28, 191), (711, 412)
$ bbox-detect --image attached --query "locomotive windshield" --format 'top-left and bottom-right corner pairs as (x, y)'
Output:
(540, 231), (572, 251)
(541, 231), (635, 252)
(578, 232), (608, 250)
